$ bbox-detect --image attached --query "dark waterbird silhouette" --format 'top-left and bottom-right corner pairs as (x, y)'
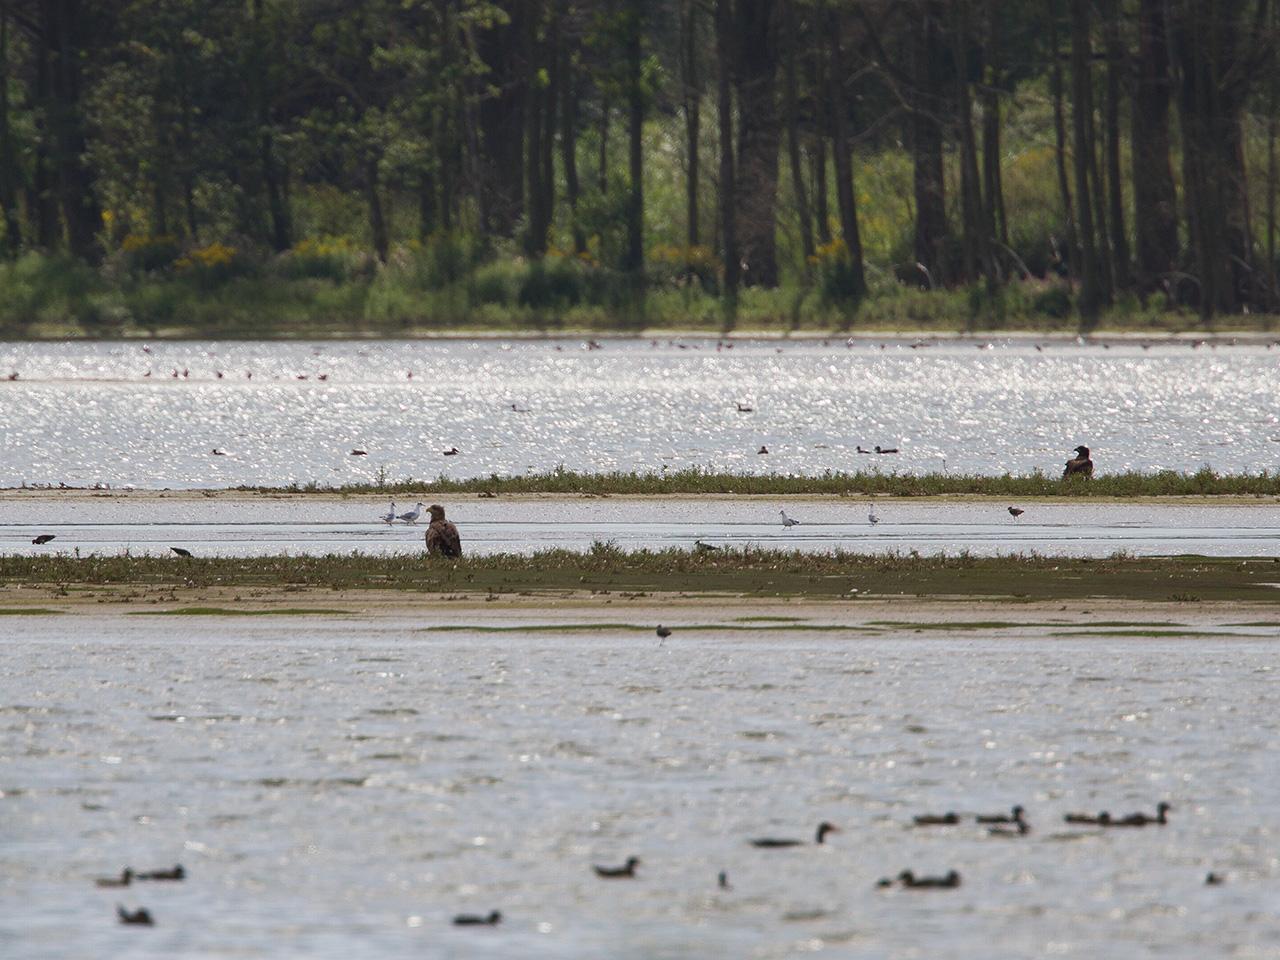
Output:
(897, 870), (961, 889)
(913, 811), (960, 826)
(95, 867), (132, 888)
(656, 625), (672, 643)
(750, 821), (839, 848)
(757, 445), (769, 454)
(1106, 802), (1171, 827)
(1205, 872), (1225, 886)
(169, 547), (192, 558)
(138, 864), (184, 881)
(1063, 811), (1111, 826)
(594, 856), (640, 878)
(442, 447), (460, 456)
(117, 905), (154, 926)
(737, 402), (754, 413)
(350, 449), (368, 456)
(718, 870), (731, 890)
(1008, 507), (1025, 517)
(975, 805), (1024, 825)
(453, 910), (502, 926)
(1063, 445), (1094, 478)
(31, 534), (56, 545)
(874, 445), (899, 454)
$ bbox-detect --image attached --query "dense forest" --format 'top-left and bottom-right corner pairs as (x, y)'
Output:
(0, 0), (1277, 335)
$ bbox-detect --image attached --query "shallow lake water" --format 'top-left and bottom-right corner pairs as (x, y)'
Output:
(3, 616), (1280, 959)
(1, 337), (1278, 489)
(2, 495), (1280, 558)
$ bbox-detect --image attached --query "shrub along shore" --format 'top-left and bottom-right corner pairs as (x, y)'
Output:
(232, 467), (1280, 499)
(1, 548), (1277, 604)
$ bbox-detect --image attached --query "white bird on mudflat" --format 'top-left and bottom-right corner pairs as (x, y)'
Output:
(868, 504), (880, 525)
(397, 502), (425, 524)
(780, 510), (801, 528)
(380, 502), (397, 524)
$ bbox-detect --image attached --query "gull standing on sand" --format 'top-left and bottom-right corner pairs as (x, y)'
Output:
(380, 502), (397, 524)
(780, 509), (800, 528)
(397, 502), (425, 524)
(868, 504), (880, 525)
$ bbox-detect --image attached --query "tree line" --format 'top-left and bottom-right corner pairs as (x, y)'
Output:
(1, 0), (1278, 324)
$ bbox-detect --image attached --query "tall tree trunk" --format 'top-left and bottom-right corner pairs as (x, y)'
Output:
(31, 27), (57, 252)
(475, 8), (527, 236)
(952, 0), (991, 288)
(541, 10), (558, 248)
(0, 10), (22, 256)
(1048, 0), (1077, 282)
(716, 0), (740, 300)
(980, 0), (1007, 252)
(46, 0), (102, 261)
(366, 158), (389, 263)
(525, 9), (547, 256)
(812, 138), (830, 244)
(1069, 0), (1102, 323)
(419, 170), (436, 240)
(624, 0), (643, 274)
(783, 0), (813, 265)
(734, 0), (781, 286)
(561, 42), (584, 252)
(597, 93), (609, 194)
(825, 6), (866, 301)
(1102, 0), (1130, 291)
(1130, 0), (1178, 295)
(911, 1), (949, 284)
(681, 0), (701, 249)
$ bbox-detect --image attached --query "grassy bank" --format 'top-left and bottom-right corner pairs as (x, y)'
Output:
(238, 467), (1280, 499)
(2, 249), (1277, 340)
(3, 547), (1278, 604)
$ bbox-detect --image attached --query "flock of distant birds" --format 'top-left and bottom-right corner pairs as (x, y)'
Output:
(98, 800), (1206, 930)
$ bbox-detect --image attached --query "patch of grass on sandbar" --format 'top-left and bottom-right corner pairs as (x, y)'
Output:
(0, 607), (61, 615)
(238, 465), (1280, 498)
(131, 606), (353, 616)
(2, 547), (1279, 604)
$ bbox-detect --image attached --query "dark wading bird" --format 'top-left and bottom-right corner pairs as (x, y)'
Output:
(31, 534), (56, 545)
(117, 905), (154, 926)
(453, 910), (502, 926)
(1063, 445), (1094, 478)
(1008, 507), (1024, 518)
(750, 821), (840, 848)
(169, 547), (192, 558)
(425, 504), (462, 558)
(656, 625), (672, 644)
(594, 857), (640, 878)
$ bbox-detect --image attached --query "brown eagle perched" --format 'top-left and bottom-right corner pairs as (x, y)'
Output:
(1063, 445), (1093, 479)
(425, 504), (462, 557)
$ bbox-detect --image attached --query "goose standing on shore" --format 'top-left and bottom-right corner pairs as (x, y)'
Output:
(425, 504), (462, 557)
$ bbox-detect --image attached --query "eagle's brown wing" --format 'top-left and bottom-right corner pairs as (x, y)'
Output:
(426, 520), (462, 557)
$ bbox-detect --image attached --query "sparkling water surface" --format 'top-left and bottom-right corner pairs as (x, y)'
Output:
(3, 618), (1279, 959)
(1, 338), (1278, 489)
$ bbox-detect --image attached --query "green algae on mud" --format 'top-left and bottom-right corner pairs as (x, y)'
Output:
(2, 548), (1280, 604)
(130, 606), (354, 616)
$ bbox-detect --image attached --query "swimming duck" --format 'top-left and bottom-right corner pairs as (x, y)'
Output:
(1205, 872), (1225, 886)
(593, 856), (640, 878)
(1063, 445), (1093, 478)
(898, 870), (961, 889)
(875, 446), (899, 454)
(758, 445), (769, 455)
(975, 805), (1024, 825)
(442, 447), (460, 456)
(95, 868), (133, 888)
(117, 905), (154, 926)
(452, 910), (502, 926)
(138, 864), (184, 881)
(1063, 811), (1111, 825)
(736, 402), (754, 413)
(1107, 802), (1171, 827)
(912, 812), (959, 826)
(425, 504), (462, 558)
(750, 821), (839, 848)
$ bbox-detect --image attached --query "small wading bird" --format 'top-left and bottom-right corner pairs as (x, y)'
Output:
(694, 539), (720, 552)
(425, 504), (462, 558)
(453, 910), (502, 927)
(656, 625), (672, 644)
(31, 534), (55, 545)
(95, 868), (133, 888)
(169, 547), (192, 558)
(594, 857), (640, 878)
(396, 502), (425, 524)
(779, 509), (800, 528)
(379, 502), (397, 524)
(1063, 444), (1094, 478)
(1008, 506), (1025, 517)
(750, 822), (839, 848)
(117, 905), (154, 926)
